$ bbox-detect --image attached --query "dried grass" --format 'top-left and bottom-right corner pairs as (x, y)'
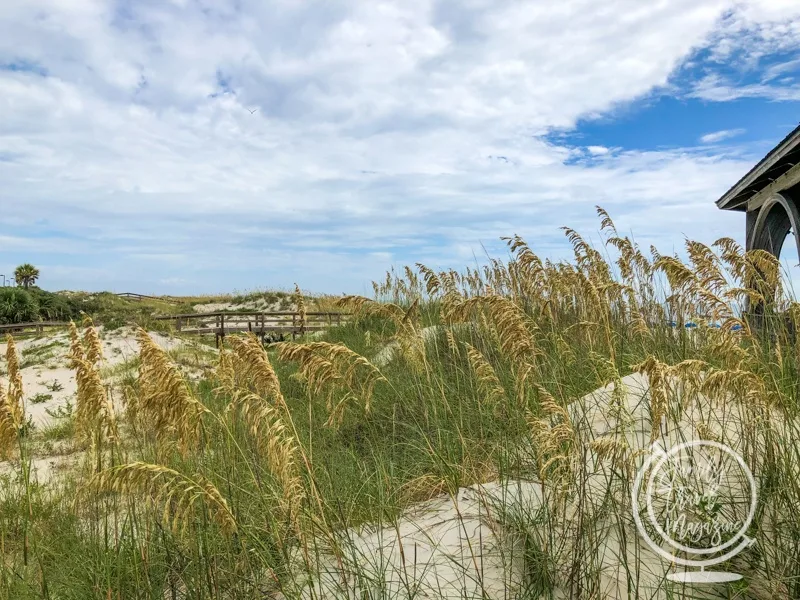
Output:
(463, 342), (506, 407)
(224, 333), (284, 405)
(89, 462), (237, 536)
(135, 328), (209, 453)
(69, 320), (117, 445)
(226, 390), (305, 523)
(277, 341), (385, 426)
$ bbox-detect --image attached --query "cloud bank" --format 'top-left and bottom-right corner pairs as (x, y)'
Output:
(1, 0), (800, 293)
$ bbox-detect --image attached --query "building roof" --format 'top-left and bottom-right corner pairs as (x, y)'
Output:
(716, 122), (800, 212)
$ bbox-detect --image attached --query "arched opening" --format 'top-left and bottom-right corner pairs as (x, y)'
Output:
(750, 194), (800, 258)
(749, 192), (800, 304)
(781, 247), (800, 301)
(779, 223), (800, 301)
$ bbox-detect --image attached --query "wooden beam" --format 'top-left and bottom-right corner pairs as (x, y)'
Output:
(182, 325), (328, 335)
(747, 162), (800, 212)
(0, 321), (69, 332)
(718, 124), (800, 210)
(153, 311), (349, 320)
(116, 293), (180, 305)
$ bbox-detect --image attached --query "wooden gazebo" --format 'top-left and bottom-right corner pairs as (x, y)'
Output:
(716, 124), (800, 263)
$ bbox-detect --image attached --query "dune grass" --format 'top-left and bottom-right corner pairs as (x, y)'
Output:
(0, 209), (799, 599)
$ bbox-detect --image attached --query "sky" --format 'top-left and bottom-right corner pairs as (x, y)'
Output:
(1, 0), (800, 296)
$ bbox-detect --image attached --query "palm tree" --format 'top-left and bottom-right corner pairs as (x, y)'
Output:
(13, 264), (40, 289)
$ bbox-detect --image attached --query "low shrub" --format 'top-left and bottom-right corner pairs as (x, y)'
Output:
(0, 287), (40, 324)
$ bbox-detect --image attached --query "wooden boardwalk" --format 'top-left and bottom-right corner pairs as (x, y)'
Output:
(0, 321), (69, 336)
(116, 292), (181, 305)
(153, 311), (349, 346)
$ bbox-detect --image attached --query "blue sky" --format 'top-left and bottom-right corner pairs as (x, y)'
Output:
(1, 0), (800, 295)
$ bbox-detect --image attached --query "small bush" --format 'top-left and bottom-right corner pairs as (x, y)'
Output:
(29, 393), (53, 405)
(44, 399), (74, 420)
(28, 287), (73, 321)
(0, 287), (40, 324)
(40, 417), (75, 442)
(45, 380), (64, 392)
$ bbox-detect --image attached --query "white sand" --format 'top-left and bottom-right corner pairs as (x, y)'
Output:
(0, 326), (213, 429)
(291, 371), (778, 599)
(194, 299), (289, 313)
(0, 451), (85, 482)
(295, 480), (540, 600)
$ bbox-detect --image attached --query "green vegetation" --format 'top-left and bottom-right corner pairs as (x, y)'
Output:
(44, 380), (63, 393)
(18, 339), (67, 369)
(57, 291), (189, 330)
(0, 288), (40, 324)
(0, 286), (86, 324)
(39, 416), (76, 444)
(43, 400), (73, 421)
(0, 282), (336, 331)
(28, 393), (52, 405)
(229, 289), (291, 306)
(0, 211), (799, 598)
(27, 287), (73, 321)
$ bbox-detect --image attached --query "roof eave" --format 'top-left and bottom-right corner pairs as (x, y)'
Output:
(716, 123), (800, 212)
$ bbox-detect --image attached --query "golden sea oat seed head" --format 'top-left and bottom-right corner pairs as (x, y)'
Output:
(90, 462), (237, 536)
(464, 342), (506, 406)
(81, 316), (104, 366)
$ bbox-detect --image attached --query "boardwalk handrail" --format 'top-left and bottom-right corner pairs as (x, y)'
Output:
(0, 321), (69, 332)
(116, 293), (181, 304)
(153, 311), (347, 320)
(152, 310), (351, 346)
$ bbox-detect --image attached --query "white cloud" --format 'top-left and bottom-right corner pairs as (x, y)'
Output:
(690, 74), (800, 101)
(686, 1), (800, 101)
(699, 128), (747, 143)
(587, 146), (611, 156)
(0, 0), (799, 293)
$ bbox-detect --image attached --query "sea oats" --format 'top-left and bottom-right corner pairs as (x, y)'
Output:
(278, 341), (385, 419)
(335, 295), (426, 369)
(293, 283), (307, 333)
(227, 390), (305, 523)
(90, 462), (236, 537)
(225, 333), (284, 405)
(0, 380), (18, 457)
(136, 328), (209, 452)
(82, 315), (104, 366)
(448, 294), (538, 369)
(589, 435), (630, 467)
(5, 336), (23, 423)
(632, 356), (669, 443)
(67, 319), (116, 445)
(463, 342), (506, 407)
